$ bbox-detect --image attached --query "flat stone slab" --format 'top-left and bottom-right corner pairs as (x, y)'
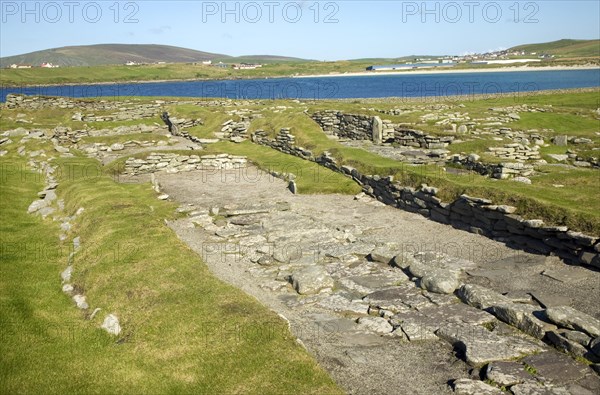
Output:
(529, 291), (572, 309)
(510, 382), (571, 395)
(521, 351), (592, 386)
(437, 321), (544, 366)
(356, 316), (394, 335)
(485, 361), (534, 387)
(541, 267), (592, 284)
(457, 284), (511, 310)
(314, 294), (369, 315)
(452, 378), (504, 394)
(338, 271), (410, 295)
(363, 284), (431, 312)
(545, 306), (600, 337)
(391, 303), (496, 333)
(491, 303), (557, 339)
(466, 268), (516, 282)
(323, 242), (377, 260)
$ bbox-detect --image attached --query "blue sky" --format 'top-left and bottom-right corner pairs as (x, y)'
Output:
(1, 1), (599, 59)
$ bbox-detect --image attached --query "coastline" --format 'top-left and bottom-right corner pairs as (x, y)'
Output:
(292, 64), (600, 79)
(2, 65), (598, 88)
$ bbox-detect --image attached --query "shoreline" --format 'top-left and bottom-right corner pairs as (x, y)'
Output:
(1, 65), (598, 88)
(292, 64), (600, 79)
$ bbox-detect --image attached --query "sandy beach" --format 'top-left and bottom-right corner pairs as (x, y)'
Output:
(292, 64), (600, 79)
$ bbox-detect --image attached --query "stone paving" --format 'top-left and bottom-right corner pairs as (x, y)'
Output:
(150, 166), (600, 395)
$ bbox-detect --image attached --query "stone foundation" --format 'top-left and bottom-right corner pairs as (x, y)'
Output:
(311, 111), (455, 149)
(252, 128), (599, 269)
(124, 153), (247, 175)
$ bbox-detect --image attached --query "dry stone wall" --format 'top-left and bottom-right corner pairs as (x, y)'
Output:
(5, 94), (161, 120)
(252, 128), (600, 269)
(311, 111), (454, 149)
(124, 153), (247, 175)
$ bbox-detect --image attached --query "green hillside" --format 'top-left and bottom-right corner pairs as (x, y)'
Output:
(0, 44), (308, 67)
(510, 39), (600, 57)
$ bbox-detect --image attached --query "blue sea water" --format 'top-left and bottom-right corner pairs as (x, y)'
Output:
(1, 69), (599, 102)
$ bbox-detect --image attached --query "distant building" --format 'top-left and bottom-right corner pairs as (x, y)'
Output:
(366, 63), (455, 71)
(125, 61), (138, 66)
(213, 62), (229, 68)
(479, 59), (541, 65)
(40, 62), (59, 68)
(202, 60), (212, 65)
(11, 64), (32, 69)
(232, 63), (262, 70)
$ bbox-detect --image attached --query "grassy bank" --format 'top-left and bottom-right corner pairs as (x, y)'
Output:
(0, 146), (343, 394)
(2, 57), (598, 87)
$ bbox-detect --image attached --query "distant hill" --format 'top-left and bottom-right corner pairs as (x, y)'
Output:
(510, 39), (600, 57)
(0, 44), (309, 67)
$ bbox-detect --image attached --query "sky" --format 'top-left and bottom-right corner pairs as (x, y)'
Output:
(0, 0), (599, 60)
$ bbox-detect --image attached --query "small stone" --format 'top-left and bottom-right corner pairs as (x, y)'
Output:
(370, 245), (398, 264)
(291, 266), (334, 295)
(90, 307), (102, 320)
(73, 294), (88, 310)
(257, 255), (275, 266)
(419, 273), (460, 295)
(553, 135), (568, 146)
(61, 266), (72, 282)
(496, 205), (517, 214)
(288, 180), (297, 194)
(512, 177), (532, 184)
(110, 143), (125, 151)
(54, 145), (70, 153)
(101, 314), (121, 336)
(452, 378), (503, 394)
(158, 194), (169, 200)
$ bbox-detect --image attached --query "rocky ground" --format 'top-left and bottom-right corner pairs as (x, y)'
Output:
(121, 166), (600, 395)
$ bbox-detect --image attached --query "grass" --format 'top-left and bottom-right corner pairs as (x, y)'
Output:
(523, 363), (538, 376)
(0, 145), (343, 394)
(512, 112), (600, 138)
(511, 39), (600, 58)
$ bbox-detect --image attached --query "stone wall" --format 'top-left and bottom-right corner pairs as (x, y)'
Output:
(252, 129), (313, 160)
(390, 128), (454, 149)
(311, 111), (454, 149)
(488, 143), (542, 161)
(450, 155), (536, 180)
(124, 153), (247, 175)
(5, 94), (161, 120)
(311, 111), (374, 141)
(251, 129), (600, 269)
